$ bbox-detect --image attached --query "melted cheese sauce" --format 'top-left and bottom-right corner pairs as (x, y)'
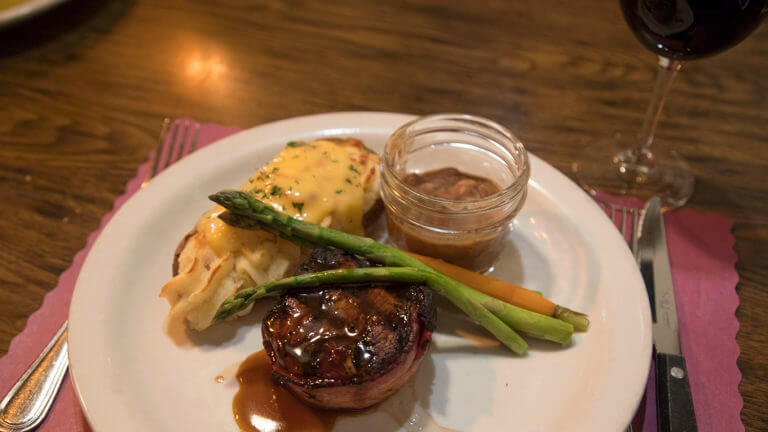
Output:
(244, 141), (365, 232)
(196, 140), (366, 257)
(195, 209), (271, 257)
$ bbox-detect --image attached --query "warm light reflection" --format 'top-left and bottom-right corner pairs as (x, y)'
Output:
(186, 55), (228, 81)
(249, 414), (279, 432)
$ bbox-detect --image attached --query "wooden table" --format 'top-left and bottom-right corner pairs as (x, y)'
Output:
(1, 0), (765, 429)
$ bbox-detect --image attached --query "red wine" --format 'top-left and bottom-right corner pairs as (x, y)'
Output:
(621, 0), (767, 60)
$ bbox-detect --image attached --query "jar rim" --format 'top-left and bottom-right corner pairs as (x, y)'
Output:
(382, 113), (530, 213)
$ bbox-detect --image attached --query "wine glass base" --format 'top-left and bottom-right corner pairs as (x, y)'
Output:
(571, 137), (694, 209)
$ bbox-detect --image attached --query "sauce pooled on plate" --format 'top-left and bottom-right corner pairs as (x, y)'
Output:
(233, 350), (338, 432)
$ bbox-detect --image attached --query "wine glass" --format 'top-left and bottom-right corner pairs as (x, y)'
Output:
(572, 0), (766, 208)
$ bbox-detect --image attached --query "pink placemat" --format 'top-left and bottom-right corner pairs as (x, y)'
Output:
(595, 193), (742, 432)
(0, 120), (743, 431)
(630, 209), (742, 432)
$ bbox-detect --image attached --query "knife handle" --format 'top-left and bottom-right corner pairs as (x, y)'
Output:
(656, 353), (698, 432)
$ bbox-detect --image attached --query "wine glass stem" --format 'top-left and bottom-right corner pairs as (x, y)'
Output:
(638, 57), (683, 152)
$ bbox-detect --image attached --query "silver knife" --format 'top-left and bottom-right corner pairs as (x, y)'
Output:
(637, 197), (697, 432)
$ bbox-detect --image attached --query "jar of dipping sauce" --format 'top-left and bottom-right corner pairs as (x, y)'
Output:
(381, 114), (530, 272)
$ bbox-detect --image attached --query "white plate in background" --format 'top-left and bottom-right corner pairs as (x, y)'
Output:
(0, 0), (68, 29)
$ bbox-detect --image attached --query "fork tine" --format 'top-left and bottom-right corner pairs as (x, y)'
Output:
(189, 122), (200, 152)
(164, 121), (181, 171)
(159, 121), (180, 174)
(628, 208), (637, 255)
(621, 206), (627, 241)
(607, 203), (617, 225)
(143, 119), (172, 187)
(631, 208), (643, 257)
(173, 120), (190, 164)
(146, 118), (171, 182)
(142, 119), (202, 189)
(595, 197), (643, 256)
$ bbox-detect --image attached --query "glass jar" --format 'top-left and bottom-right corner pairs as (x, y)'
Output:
(381, 114), (530, 272)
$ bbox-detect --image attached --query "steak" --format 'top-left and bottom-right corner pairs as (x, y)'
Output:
(262, 248), (436, 410)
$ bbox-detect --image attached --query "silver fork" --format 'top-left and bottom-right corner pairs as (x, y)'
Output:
(596, 200), (643, 256)
(0, 119), (199, 432)
(596, 198), (645, 432)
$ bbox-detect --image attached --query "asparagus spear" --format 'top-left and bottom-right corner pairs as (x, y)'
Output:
(554, 306), (590, 332)
(211, 191), (415, 267)
(215, 267), (529, 353)
(214, 266), (573, 346)
(214, 267), (434, 321)
(224, 209), (588, 332)
(210, 190), (574, 351)
(219, 212), (321, 249)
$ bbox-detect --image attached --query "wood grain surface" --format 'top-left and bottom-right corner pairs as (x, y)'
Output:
(1, 0), (766, 429)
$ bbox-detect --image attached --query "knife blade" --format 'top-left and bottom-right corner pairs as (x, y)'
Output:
(637, 197), (697, 432)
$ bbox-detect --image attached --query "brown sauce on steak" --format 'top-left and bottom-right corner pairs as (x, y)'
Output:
(264, 283), (428, 388)
(233, 249), (437, 427)
(231, 248), (435, 428)
(261, 248), (435, 410)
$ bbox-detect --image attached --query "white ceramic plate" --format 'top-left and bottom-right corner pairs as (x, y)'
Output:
(68, 112), (651, 432)
(0, 0), (68, 29)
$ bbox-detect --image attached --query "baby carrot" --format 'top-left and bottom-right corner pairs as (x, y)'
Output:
(406, 252), (589, 331)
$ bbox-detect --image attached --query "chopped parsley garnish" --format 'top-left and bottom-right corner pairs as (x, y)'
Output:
(256, 169), (270, 181)
(345, 178), (353, 185)
(250, 187), (268, 199)
(349, 164), (360, 174)
(286, 141), (304, 148)
(269, 185), (284, 197)
(272, 167), (280, 173)
(335, 189), (343, 194)
(292, 202), (304, 213)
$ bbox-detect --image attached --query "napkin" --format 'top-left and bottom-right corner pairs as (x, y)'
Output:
(0, 119), (743, 432)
